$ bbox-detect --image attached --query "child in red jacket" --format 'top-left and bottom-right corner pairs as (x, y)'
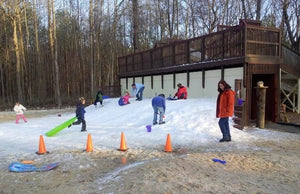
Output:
(174, 83), (188, 99)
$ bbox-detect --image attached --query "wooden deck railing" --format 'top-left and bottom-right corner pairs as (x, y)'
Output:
(119, 21), (281, 77)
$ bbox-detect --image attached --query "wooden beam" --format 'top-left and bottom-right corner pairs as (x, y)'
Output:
(173, 73), (176, 89)
(151, 75), (153, 89)
(202, 69), (205, 88)
(221, 66), (224, 80)
(161, 74), (164, 89)
(187, 71), (190, 87)
(186, 41), (190, 64)
(281, 83), (299, 112)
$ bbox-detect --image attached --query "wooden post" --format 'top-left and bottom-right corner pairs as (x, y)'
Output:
(255, 81), (268, 128)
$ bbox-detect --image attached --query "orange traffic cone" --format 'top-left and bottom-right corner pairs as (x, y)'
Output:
(36, 135), (49, 155)
(118, 132), (128, 151)
(164, 133), (172, 152)
(86, 133), (94, 152)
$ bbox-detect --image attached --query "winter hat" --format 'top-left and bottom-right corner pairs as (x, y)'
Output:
(158, 94), (165, 98)
(79, 97), (85, 102)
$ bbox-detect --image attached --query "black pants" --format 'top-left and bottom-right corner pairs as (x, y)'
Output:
(73, 118), (86, 131)
(94, 99), (103, 105)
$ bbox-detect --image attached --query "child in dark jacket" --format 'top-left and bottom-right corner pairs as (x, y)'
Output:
(152, 94), (166, 125)
(94, 89), (104, 107)
(69, 97), (87, 132)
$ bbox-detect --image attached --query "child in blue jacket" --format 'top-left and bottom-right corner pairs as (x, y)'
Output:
(69, 97), (87, 132)
(152, 94), (166, 125)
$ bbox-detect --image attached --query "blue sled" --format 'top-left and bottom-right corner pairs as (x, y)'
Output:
(9, 162), (59, 172)
(167, 97), (178, 100)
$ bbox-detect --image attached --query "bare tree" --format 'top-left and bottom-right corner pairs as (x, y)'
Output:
(89, 0), (95, 97)
(283, 0), (300, 52)
(48, 0), (62, 106)
(0, 1), (24, 102)
(256, 0), (262, 20)
(132, 0), (139, 52)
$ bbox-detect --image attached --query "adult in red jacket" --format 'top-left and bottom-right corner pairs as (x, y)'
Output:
(174, 83), (188, 99)
(216, 80), (235, 142)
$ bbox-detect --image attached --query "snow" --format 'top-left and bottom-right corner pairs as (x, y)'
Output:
(0, 97), (293, 158)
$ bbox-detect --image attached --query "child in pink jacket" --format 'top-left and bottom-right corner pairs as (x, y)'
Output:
(122, 91), (130, 105)
(13, 102), (27, 124)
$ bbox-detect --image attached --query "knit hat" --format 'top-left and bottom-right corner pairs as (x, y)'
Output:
(79, 97), (85, 102)
(158, 94), (165, 98)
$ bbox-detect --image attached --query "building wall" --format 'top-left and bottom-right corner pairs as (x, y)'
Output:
(120, 67), (243, 99)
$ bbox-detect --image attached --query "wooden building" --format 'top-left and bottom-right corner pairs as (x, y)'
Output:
(118, 19), (300, 129)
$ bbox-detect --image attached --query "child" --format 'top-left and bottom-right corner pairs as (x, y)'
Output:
(173, 83), (188, 99)
(13, 102), (27, 124)
(118, 91), (130, 106)
(122, 91), (130, 105)
(69, 97), (87, 132)
(94, 89), (104, 108)
(151, 94), (166, 125)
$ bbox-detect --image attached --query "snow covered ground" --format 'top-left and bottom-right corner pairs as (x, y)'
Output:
(1, 97), (300, 193)
(0, 97), (294, 158)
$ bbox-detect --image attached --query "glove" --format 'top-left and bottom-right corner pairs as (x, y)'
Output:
(212, 158), (226, 164)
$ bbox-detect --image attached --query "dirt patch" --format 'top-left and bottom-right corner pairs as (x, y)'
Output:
(1, 139), (300, 193)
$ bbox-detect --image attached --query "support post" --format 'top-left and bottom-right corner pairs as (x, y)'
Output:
(255, 81), (268, 128)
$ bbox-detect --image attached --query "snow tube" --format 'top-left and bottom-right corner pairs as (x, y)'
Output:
(118, 97), (125, 106)
(9, 162), (59, 172)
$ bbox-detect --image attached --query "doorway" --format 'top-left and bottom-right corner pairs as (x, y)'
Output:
(251, 74), (276, 121)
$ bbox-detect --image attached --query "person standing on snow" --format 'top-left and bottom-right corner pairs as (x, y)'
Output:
(69, 97), (87, 132)
(94, 88), (104, 108)
(152, 94), (166, 125)
(131, 83), (145, 101)
(216, 80), (235, 142)
(13, 102), (27, 124)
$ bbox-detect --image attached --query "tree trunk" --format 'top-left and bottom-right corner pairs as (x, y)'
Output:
(256, 0), (261, 20)
(283, 0), (300, 52)
(24, 2), (32, 101)
(89, 0), (95, 98)
(52, 0), (61, 106)
(241, 0), (247, 19)
(0, 63), (4, 101)
(48, 0), (61, 106)
(132, 0), (139, 52)
(13, 18), (23, 102)
(33, 0), (44, 100)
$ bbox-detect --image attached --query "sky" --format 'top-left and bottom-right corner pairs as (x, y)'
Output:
(0, 97), (297, 160)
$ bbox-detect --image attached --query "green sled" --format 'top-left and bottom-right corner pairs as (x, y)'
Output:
(46, 116), (77, 137)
